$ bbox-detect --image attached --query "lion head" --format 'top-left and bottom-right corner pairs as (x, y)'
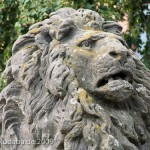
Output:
(1, 7), (150, 150)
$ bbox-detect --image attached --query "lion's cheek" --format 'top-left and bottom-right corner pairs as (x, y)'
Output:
(70, 51), (93, 86)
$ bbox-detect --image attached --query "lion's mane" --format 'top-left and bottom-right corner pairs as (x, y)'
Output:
(0, 8), (150, 150)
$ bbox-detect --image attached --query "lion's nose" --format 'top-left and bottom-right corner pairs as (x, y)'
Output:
(109, 49), (130, 65)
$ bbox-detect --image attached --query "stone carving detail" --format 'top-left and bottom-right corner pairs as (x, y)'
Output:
(0, 8), (150, 150)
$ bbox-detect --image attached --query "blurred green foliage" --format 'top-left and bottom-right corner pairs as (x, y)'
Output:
(0, 0), (150, 91)
(0, 74), (5, 91)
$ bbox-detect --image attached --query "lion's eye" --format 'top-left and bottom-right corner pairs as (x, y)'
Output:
(79, 40), (93, 50)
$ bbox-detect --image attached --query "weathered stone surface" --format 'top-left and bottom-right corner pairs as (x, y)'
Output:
(0, 7), (150, 150)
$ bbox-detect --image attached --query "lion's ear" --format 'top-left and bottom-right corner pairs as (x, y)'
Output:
(102, 21), (122, 34)
(54, 19), (77, 41)
(35, 26), (52, 50)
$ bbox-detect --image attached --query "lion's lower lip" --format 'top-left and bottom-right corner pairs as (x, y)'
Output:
(96, 70), (133, 88)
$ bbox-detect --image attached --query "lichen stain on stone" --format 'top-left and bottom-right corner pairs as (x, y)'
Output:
(95, 124), (101, 131)
(28, 28), (40, 34)
(87, 96), (93, 105)
(70, 46), (94, 57)
(78, 88), (87, 102)
(75, 31), (100, 44)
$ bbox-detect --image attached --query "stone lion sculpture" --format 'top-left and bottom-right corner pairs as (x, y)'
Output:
(0, 7), (150, 150)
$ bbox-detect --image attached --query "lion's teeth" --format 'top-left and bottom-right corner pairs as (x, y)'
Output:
(124, 76), (129, 81)
(108, 77), (113, 81)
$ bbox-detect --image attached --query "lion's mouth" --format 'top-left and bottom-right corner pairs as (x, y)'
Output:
(96, 70), (133, 88)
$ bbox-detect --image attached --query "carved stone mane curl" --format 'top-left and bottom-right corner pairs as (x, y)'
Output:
(0, 7), (150, 150)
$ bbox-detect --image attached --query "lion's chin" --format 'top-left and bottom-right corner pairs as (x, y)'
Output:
(95, 79), (134, 102)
